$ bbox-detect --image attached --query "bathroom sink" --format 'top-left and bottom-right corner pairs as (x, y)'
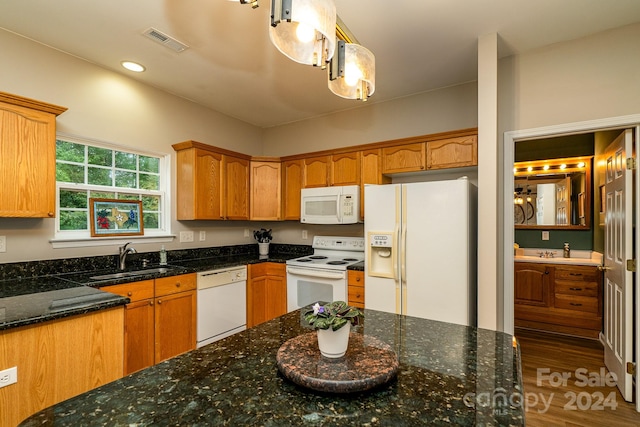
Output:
(90, 267), (175, 281)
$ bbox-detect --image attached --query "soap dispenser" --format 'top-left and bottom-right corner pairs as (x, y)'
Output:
(563, 242), (570, 258)
(159, 245), (168, 265)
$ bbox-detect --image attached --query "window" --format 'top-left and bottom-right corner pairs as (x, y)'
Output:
(54, 134), (170, 242)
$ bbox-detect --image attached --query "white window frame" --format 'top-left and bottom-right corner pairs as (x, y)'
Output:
(50, 132), (174, 248)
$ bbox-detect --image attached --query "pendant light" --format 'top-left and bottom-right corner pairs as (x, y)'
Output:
(328, 40), (375, 101)
(270, 0), (336, 67)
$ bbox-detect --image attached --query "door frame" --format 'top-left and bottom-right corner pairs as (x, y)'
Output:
(502, 114), (640, 336)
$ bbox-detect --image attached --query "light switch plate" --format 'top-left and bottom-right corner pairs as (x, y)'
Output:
(542, 231), (550, 241)
(199, 231), (206, 241)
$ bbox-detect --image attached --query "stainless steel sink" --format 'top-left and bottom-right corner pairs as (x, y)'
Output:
(90, 267), (175, 280)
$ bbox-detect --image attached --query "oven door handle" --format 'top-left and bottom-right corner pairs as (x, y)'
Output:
(286, 267), (345, 280)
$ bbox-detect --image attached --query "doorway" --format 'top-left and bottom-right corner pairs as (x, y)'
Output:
(502, 115), (640, 409)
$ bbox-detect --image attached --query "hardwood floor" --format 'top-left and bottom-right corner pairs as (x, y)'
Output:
(516, 328), (640, 426)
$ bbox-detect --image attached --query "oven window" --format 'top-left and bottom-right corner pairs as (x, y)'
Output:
(297, 280), (334, 308)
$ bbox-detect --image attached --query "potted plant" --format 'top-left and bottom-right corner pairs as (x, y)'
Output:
(253, 228), (272, 256)
(303, 301), (364, 358)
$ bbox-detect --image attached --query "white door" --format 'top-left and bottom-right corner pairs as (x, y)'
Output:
(602, 129), (634, 402)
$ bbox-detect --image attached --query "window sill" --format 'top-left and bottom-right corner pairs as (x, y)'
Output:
(50, 234), (176, 249)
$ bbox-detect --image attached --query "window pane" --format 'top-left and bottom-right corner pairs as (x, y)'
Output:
(118, 193), (139, 201)
(88, 146), (112, 166)
(139, 156), (160, 173)
(88, 166), (112, 186)
(56, 163), (85, 183)
(115, 151), (136, 170)
(60, 189), (87, 209)
(143, 212), (159, 229)
(59, 210), (88, 230)
(115, 170), (137, 188)
(56, 140), (85, 162)
(142, 195), (160, 211)
(91, 191), (115, 199)
(139, 173), (159, 190)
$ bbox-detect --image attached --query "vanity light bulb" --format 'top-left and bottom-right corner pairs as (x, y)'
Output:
(578, 162), (585, 168)
(543, 165), (550, 171)
(526, 166), (533, 172)
(560, 164), (567, 170)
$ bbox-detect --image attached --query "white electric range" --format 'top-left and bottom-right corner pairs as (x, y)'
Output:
(286, 236), (364, 312)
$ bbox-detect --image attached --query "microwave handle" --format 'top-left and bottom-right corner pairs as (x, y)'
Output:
(337, 194), (343, 223)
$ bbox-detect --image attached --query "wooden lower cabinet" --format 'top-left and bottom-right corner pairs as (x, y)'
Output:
(0, 308), (123, 427)
(347, 270), (365, 309)
(514, 262), (603, 339)
(247, 263), (287, 327)
(102, 273), (196, 375)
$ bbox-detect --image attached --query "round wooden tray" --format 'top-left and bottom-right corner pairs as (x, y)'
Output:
(276, 331), (398, 393)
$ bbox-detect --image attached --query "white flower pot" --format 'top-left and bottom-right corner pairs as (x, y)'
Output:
(258, 242), (270, 256)
(316, 324), (351, 358)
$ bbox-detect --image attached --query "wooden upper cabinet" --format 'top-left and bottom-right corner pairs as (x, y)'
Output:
(426, 135), (478, 170)
(282, 160), (303, 220)
(172, 141), (250, 220)
(381, 143), (426, 174)
(303, 155), (330, 187)
(360, 149), (390, 219)
(0, 92), (67, 218)
(330, 152), (361, 186)
(250, 159), (282, 220)
(224, 155), (250, 220)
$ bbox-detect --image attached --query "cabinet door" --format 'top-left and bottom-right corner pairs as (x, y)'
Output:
(426, 135), (477, 170)
(381, 143), (425, 174)
(0, 101), (58, 217)
(282, 160), (303, 220)
(303, 156), (330, 188)
(175, 147), (223, 220)
(155, 289), (197, 363)
(514, 263), (552, 306)
(224, 155), (250, 220)
(331, 152), (360, 186)
(250, 161), (282, 220)
(247, 263), (287, 327)
(360, 149), (390, 218)
(123, 299), (155, 375)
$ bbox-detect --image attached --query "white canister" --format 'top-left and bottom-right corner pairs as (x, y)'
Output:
(258, 242), (270, 256)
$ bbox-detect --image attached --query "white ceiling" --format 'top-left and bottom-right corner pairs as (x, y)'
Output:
(1, 0), (639, 128)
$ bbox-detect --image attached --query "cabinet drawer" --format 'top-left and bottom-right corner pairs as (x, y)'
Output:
(348, 285), (365, 305)
(555, 266), (600, 282)
(250, 262), (285, 278)
(348, 270), (364, 285)
(155, 273), (196, 297)
(101, 279), (154, 302)
(555, 280), (599, 297)
(554, 294), (599, 314)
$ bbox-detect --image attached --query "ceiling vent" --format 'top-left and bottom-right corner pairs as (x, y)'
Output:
(143, 27), (189, 53)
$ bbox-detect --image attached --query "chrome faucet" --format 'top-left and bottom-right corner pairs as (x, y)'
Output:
(118, 242), (137, 270)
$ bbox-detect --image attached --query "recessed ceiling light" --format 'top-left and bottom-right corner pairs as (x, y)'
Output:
(121, 61), (145, 72)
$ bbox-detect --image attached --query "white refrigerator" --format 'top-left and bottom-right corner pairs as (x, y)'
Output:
(364, 178), (477, 326)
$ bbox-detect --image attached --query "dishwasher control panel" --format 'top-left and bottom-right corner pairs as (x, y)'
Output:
(197, 266), (247, 289)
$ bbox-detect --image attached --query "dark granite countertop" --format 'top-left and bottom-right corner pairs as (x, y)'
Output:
(20, 309), (524, 426)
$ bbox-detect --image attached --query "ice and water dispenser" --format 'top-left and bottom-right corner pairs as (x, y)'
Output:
(367, 232), (396, 278)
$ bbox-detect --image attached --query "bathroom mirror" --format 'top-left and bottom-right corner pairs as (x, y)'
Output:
(514, 156), (592, 229)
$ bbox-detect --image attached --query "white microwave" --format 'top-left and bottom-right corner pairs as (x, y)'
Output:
(300, 185), (360, 224)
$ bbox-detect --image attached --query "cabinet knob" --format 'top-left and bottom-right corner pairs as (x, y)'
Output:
(176, 282), (181, 288)
(157, 300), (162, 304)
(149, 301), (154, 306)
(47, 212), (54, 217)
(544, 270), (549, 274)
(356, 277), (361, 282)
(127, 291), (133, 296)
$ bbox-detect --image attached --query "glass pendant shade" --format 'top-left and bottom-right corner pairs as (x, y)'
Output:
(328, 42), (375, 100)
(270, 0), (336, 66)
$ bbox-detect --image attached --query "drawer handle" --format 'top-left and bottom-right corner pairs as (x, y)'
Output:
(569, 287), (583, 291)
(127, 291), (133, 296)
(569, 302), (582, 306)
(569, 273), (583, 276)
(356, 277), (361, 282)
(176, 282), (181, 288)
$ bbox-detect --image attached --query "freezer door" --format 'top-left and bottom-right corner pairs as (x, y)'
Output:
(364, 184), (401, 314)
(403, 180), (476, 326)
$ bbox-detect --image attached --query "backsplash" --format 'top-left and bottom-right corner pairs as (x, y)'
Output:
(0, 243), (312, 280)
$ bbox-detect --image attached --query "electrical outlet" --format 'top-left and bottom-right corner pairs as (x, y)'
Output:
(302, 230), (308, 239)
(542, 231), (550, 241)
(180, 231), (194, 242)
(0, 236), (5, 253)
(199, 231), (206, 241)
(244, 229), (250, 238)
(0, 367), (17, 388)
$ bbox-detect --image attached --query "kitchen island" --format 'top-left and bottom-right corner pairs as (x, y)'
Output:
(20, 309), (524, 426)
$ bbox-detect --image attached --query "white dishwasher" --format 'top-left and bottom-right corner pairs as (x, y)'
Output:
(197, 266), (247, 348)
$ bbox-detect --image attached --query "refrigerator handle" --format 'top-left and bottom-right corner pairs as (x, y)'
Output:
(393, 223), (400, 280)
(401, 220), (407, 283)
